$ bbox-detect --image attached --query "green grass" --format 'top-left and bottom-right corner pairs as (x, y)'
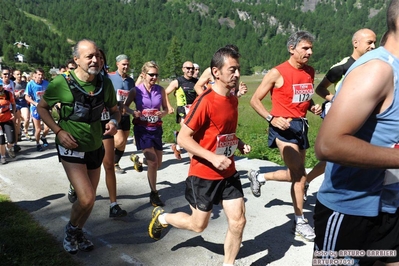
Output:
(159, 74), (325, 168)
(0, 195), (80, 266)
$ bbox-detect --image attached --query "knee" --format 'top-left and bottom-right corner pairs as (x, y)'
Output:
(229, 215), (246, 235)
(77, 192), (96, 210)
(191, 221), (208, 233)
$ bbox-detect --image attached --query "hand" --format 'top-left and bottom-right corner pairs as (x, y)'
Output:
(57, 130), (78, 149)
(239, 144), (251, 154)
(104, 122), (118, 136)
(211, 154), (232, 171)
(311, 104), (322, 115)
(168, 105), (174, 114)
(270, 117), (291, 130)
(238, 82), (248, 96)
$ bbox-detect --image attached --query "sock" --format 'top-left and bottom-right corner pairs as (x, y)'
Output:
(257, 173), (265, 183)
(114, 148), (124, 164)
(176, 144), (181, 151)
(110, 202), (118, 208)
(223, 264), (234, 266)
(158, 213), (168, 225)
(68, 221), (78, 229)
(295, 215), (305, 224)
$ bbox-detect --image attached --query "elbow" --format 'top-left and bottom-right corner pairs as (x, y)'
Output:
(315, 136), (334, 161)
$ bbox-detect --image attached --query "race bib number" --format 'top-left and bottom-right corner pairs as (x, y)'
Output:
(58, 145), (85, 159)
(215, 133), (238, 157)
(140, 109), (159, 124)
(292, 83), (314, 103)
(184, 104), (192, 114)
(117, 89), (130, 102)
(101, 107), (110, 121)
(36, 90), (45, 101)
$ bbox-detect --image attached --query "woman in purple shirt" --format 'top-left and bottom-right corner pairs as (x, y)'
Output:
(124, 61), (168, 207)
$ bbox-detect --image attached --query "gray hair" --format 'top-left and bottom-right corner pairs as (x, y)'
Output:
(286, 31), (315, 52)
(73, 39), (97, 58)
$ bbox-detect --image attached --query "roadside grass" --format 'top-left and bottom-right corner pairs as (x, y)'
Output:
(0, 194), (80, 266)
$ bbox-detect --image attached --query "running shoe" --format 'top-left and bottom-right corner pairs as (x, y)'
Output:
(130, 154), (143, 172)
(24, 132), (31, 141)
(36, 144), (43, 152)
(63, 223), (78, 254)
(41, 137), (49, 147)
(114, 164), (126, 174)
(171, 143), (181, 160)
(1, 157), (7, 164)
(68, 184), (77, 203)
(109, 204), (127, 218)
(76, 228), (94, 252)
(150, 191), (165, 207)
(6, 146), (16, 158)
(247, 169), (263, 197)
(14, 144), (21, 152)
(304, 182), (309, 201)
(148, 206), (168, 240)
(293, 219), (316, 242)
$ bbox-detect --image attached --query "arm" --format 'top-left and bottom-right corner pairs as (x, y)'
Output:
(250, 68), (290, 130)
(315, 60), (399, 168)
(158, 87), (169, 118)
(123, 87), (141, 118)
(103, 105), (120, 136)
(164, 79), (178, 114)
(177, 123), (232, 171)
(315, 77), (334, 101)
(37, 98), (78, 150)
(194, 67), (212, 96)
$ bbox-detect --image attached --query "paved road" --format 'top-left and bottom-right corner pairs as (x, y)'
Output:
(0, 132), (323, 266)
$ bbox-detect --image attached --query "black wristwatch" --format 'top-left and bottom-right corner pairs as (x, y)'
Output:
(266, 114), (274, 123)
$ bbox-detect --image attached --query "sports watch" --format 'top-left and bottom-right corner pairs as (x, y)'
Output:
(266, 114), (274, 123)
(109, 119), (119, 127)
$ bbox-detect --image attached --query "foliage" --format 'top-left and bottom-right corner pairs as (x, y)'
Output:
(1, 0), (389, 76)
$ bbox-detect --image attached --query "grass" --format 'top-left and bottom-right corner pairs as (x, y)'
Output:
(0, 194), (80, 266)
(0, 74), (325, 265)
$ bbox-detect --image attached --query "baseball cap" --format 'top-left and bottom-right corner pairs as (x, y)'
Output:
(116, 54), (129, 62)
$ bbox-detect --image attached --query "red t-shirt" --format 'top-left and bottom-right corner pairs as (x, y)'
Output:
(184, 88), (238, 180)
(270, 61), (315, 118)
(0, 90), (15, 123)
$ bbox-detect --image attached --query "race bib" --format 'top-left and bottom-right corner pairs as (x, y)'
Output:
(215, 133), (238, 156)
(36, 90), (45, 101)
(184, 104), (192, 114)
(101, 107), (110, 121)
(116, 89), (130, 102)
(140, 109), (159, 124)
(58, 145), (85, 159)
(292, 83), (314, 103)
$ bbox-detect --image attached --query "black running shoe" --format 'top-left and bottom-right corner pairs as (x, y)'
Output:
(148, 206), (168, 240)
(109, 204), (127, 218)
(76, 228), (94, 252)
(150, 191), (165, 207)
(63, 223), (78, 254)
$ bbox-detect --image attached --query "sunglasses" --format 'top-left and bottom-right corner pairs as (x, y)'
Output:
(184, 67), (194, 70)
(147, 73), (159, 78)
(2, 73), (10, 76)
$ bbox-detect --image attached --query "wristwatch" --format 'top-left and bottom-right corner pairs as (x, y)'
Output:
(266, 114), (274, 123)
(109, 119), (119, 127)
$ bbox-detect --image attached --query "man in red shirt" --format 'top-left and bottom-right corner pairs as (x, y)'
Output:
(248, 30), (322, 242)
(148, 47), (250, 266)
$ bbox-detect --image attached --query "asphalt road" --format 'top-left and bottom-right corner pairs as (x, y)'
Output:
(0, 131), (323, 266)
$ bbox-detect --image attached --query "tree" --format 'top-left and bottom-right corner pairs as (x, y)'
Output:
(163, 36), (183, 79)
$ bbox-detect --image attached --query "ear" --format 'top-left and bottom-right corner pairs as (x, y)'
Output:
(211, 67), (219, 79)
(288, 45), (295, 55)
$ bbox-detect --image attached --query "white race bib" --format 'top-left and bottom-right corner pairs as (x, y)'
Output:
(36, 90), (45, 101)
(58, 145), (85, 159)
(140, 109), (159, 124)
(184, 104), (192, 114)
(215, 133), (238, 156)
(117, 89), (130, 102)
(101, 107), (110, 121)
(292, 83), (314, 103)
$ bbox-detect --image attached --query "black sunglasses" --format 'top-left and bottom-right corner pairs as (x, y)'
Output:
(147, 73), (159, 78)
(184, 67), (194, 70)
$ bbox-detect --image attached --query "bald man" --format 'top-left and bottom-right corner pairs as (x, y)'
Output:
(165, 61), (198, 159)
(304, 28), (377, 199)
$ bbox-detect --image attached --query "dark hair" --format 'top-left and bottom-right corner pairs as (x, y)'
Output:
(99, 49), (108, 76)
(387, 0), (399, 34)
(224, 44), (239, 53)
(210, 47), (240, 77)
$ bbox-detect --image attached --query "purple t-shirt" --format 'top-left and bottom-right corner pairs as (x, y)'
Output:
(134, 83), (163, 130)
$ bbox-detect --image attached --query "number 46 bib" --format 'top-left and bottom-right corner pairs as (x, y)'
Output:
(216, 133), (238, 157)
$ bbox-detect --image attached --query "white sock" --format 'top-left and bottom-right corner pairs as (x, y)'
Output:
(110, 202), (118, 208)
(223, 264), (234, 266)
(158, 213), (168, 225)
(295, 215), (305, 224)
(176, 144), (181, 151)
(257, 173), (265, 183)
